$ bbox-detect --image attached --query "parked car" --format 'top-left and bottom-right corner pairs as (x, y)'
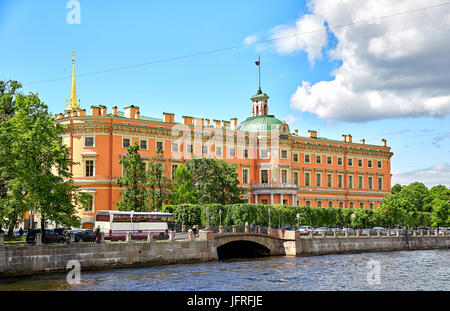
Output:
(54, 227), (71, 236)
(390, 228), (404, 235)
(342, 227), (354, 233)
(373, 227), (387, 233)
(74, 229), (96, 242)
(298, 226), (313, 234)
(330, 228), (342, 232)
(361, 228), (374, 235)
(26, 229), (68, 244)
(314, 227), (330, 235)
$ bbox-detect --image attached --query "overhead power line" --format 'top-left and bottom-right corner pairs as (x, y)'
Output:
(24, 1), (450, 86)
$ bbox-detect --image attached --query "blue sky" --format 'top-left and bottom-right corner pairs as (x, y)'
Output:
(0, 0), (449, 187)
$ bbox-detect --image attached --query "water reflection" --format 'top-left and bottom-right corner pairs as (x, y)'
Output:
(0, 250), (448, 291)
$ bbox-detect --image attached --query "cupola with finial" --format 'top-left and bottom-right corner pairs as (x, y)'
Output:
(251, 56), (269, 116)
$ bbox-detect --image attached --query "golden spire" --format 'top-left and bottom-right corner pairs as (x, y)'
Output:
(69, 52), (79, 111)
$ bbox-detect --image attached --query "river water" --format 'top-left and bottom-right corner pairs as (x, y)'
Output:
(0, 249), (449, 291)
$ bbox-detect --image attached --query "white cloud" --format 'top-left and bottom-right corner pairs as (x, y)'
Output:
(283, 114), (302, 126)
(392, 163), (450, 188)
(271, 14), (327, 64)
(270, 0), (450, 122)
(244, 34), (258, 45)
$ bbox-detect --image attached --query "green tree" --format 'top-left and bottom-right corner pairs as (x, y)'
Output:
(171, 164), (198, 204)
(116, 143), (149, 212)
(0, 89), (82, 238)
(185, 158), (245, 205)
(148, 148), (172, 211)
(391, 183), (403, 194)
(431, 198), (450, 228)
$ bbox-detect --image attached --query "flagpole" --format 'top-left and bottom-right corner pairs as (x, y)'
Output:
(258, 56), (261, 90)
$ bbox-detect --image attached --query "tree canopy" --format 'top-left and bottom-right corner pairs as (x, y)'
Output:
(0, 81), (83, 236)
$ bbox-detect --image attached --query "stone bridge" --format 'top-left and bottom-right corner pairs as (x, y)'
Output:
(196, 227), (450, 259)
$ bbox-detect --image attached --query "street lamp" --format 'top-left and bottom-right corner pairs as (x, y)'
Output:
(219, 210), (222, 227)
(268, 208), (271, 229)
(296, 213), (300, 229)
(205, 207), (210, 229)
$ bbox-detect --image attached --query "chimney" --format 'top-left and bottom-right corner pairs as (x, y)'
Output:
(70, 111), (77, 117)
(136, 111), (140, 119)
(348, 134), (352, 143)
(194, 117), (204, 127)
(163, 112), (175, 123)
(78, 109), (86, 117)
(360, 139), (365, 144)
(205, 119), (210, 127)
(295, 129), (299, 136)
(98, 105), (107, 116)
(112, 106), (118, 116)
(230, 118), (238, 130)
(381, 139), (387, 147)
(124, 105), (139, 119)
(91, 106), (101, 116)
(342, 134), (347, 142)
(182, 116), (193, 126)
(214, 120), (221, 129)
(64, 112), (70, 118)
(222, 120), (230, 129)
(308, 130), (318, 138)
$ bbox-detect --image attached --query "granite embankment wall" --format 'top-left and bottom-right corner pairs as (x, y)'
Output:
(1, 234), (449, 278)
(282, 235), (450, 256)
(0, 240), (217, 277)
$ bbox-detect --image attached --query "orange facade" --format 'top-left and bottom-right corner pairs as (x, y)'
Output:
(55, 104), (393, 229)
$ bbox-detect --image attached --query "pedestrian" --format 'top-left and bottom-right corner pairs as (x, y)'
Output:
(95, 226), (101, 243)
(19, 227), (24, 236)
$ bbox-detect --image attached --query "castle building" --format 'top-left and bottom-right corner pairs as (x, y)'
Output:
(54, 55), (393, 229)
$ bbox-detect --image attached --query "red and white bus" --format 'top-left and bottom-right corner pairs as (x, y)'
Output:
(95, 210), (175, 241)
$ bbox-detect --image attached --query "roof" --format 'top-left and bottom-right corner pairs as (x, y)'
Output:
(107, 111), (163, 122)
(237, 115), (282, 133)
(250, 88), (269, 101)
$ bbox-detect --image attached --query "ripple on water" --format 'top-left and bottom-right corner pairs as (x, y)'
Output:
(0, 249), (449, 291)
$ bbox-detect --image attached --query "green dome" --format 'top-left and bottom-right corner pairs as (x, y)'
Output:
(237, 115), (283, 133)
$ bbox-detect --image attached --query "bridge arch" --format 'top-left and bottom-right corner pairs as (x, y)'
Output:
(214, 233), (284, 259)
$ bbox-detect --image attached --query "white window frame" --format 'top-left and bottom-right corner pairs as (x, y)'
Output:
(337, 174), (344, 188)
(83, 159), (95, 177)
(156, 141), (164, 152)
(139, 139), (148, 150)
(327, 156), (332, 165)
(377, 176), (383, 191)
(377, 160), (382, 169)
(242, 168), (249, 184)
(357, 158), (363, 168)
(122, 137), (131, 149)
(327, 173), (333, 188)
(316, 155), (322, 164)
(202, 145), (209, 155)
(293, 153), (299, 162)
(228, 147), (236, 158)
(293, 171), (299, 186)
(171, 142), (179, 153)
(304, 172), (311, 186)
(84, 136), (95, 148)
(260, 149), (269, 159)
(304, 154), (310, 163)
(83, 193), (95, 213)
(260, 169), (269, 184)
(316, 172), (322, 187)
(280, 149), (288, 159)
(281, 169), (288, 183)
(337, 157), (343, 166)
